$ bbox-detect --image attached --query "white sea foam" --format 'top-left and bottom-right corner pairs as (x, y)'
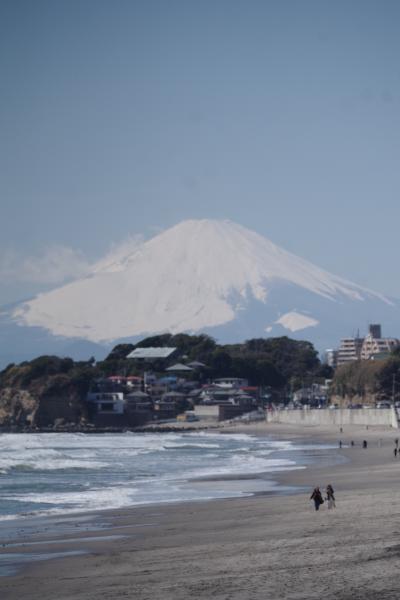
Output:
(191, 432), (256, 442)
(163, 443), (221, 450)
(279, 443), (337, 451)
(0, 446), (109, 472)
(4, 487), (137, 509)
(179, 455), (297, 480)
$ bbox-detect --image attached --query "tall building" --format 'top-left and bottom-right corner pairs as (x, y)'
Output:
(368, 324), (382, 339)
(360, 326), (399, 360)
(334, 324), (400, 366)
(336, 337), (364, 365)
(325, 349), (338, 368)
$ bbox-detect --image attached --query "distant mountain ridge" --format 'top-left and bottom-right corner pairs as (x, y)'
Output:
(2, 219), (399, 366)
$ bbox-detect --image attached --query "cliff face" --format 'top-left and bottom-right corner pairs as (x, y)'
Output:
(0, 388), (38, 428)
(0, 357), (91, 429)
(0, 382), (88, 429)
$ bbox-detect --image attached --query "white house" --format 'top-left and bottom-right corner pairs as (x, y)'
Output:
(87, 392), (125, 414)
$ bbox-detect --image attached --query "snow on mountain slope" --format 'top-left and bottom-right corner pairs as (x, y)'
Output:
(12, 219), (391, 343)
(274, 311), (319, 332)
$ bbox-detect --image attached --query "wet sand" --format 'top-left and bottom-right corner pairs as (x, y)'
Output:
(2, 422), (400, 600)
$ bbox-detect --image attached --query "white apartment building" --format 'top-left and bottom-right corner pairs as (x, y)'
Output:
(335, 324), (400, 366)
(325, 349), (338, 368)
(336, 337), (364, 365)
(360, 333), (399, 360)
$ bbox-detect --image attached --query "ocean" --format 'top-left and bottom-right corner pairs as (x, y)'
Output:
(0, 431), (340, 521)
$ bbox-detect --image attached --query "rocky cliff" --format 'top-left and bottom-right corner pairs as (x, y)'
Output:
(0, 357), (92, 430)
(0, 388), (38, 428)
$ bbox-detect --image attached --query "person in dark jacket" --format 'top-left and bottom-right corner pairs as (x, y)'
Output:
(310, 487), (324, 511)
(326, 484), (336, 509)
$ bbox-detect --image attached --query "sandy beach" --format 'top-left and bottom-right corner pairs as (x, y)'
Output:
(2, 422), (400, 600)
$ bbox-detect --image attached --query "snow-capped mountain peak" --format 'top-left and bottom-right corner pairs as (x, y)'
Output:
(12, 219), (393, 344)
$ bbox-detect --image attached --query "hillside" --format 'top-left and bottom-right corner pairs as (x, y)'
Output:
(0, 357), (94, 429)
(0, 334), (330, 429)
(331, 351), (400, 404)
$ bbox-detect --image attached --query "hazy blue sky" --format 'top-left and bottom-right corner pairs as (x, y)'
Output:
(1, 0), (400, 304)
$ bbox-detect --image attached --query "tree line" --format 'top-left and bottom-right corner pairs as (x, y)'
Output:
(0, 334), (332, 397)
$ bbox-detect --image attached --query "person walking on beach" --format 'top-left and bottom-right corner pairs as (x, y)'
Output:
(310, 487), (324, 511)
(394, 447), (398, 458)
(326, 484), (336, 509)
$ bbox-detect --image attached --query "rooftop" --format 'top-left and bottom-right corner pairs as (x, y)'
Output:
(126, 347), (177, 359)
(165, 363), (193, 372)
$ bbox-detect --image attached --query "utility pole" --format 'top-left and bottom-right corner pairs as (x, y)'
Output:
(392, 374), (396, 405)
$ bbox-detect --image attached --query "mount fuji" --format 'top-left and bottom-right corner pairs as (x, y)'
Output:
(1, 219), (399, 366)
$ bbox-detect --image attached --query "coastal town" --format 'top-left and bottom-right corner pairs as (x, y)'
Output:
(85, 323), (400, 430)
(2, 323), (400, 432)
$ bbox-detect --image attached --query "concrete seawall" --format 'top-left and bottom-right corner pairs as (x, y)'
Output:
(266, 407), (399, 429)
(194, 405), (219, 421)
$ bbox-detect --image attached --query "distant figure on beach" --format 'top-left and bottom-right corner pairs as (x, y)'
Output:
(310, 487), (324, 511)
(395, 438), (399, 448)
(339, 440), (343, 448)
(363, 440), (368, 449)
(326, 484), (336, 509)
(394, 448), (398, 458)
(351, 440), (354, 447)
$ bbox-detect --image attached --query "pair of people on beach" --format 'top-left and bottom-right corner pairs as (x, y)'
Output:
(310, 485), (335, 510)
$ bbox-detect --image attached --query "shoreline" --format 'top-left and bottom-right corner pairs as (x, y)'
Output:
(0, 421), (342, 525)
(2, 422), (400, 599)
